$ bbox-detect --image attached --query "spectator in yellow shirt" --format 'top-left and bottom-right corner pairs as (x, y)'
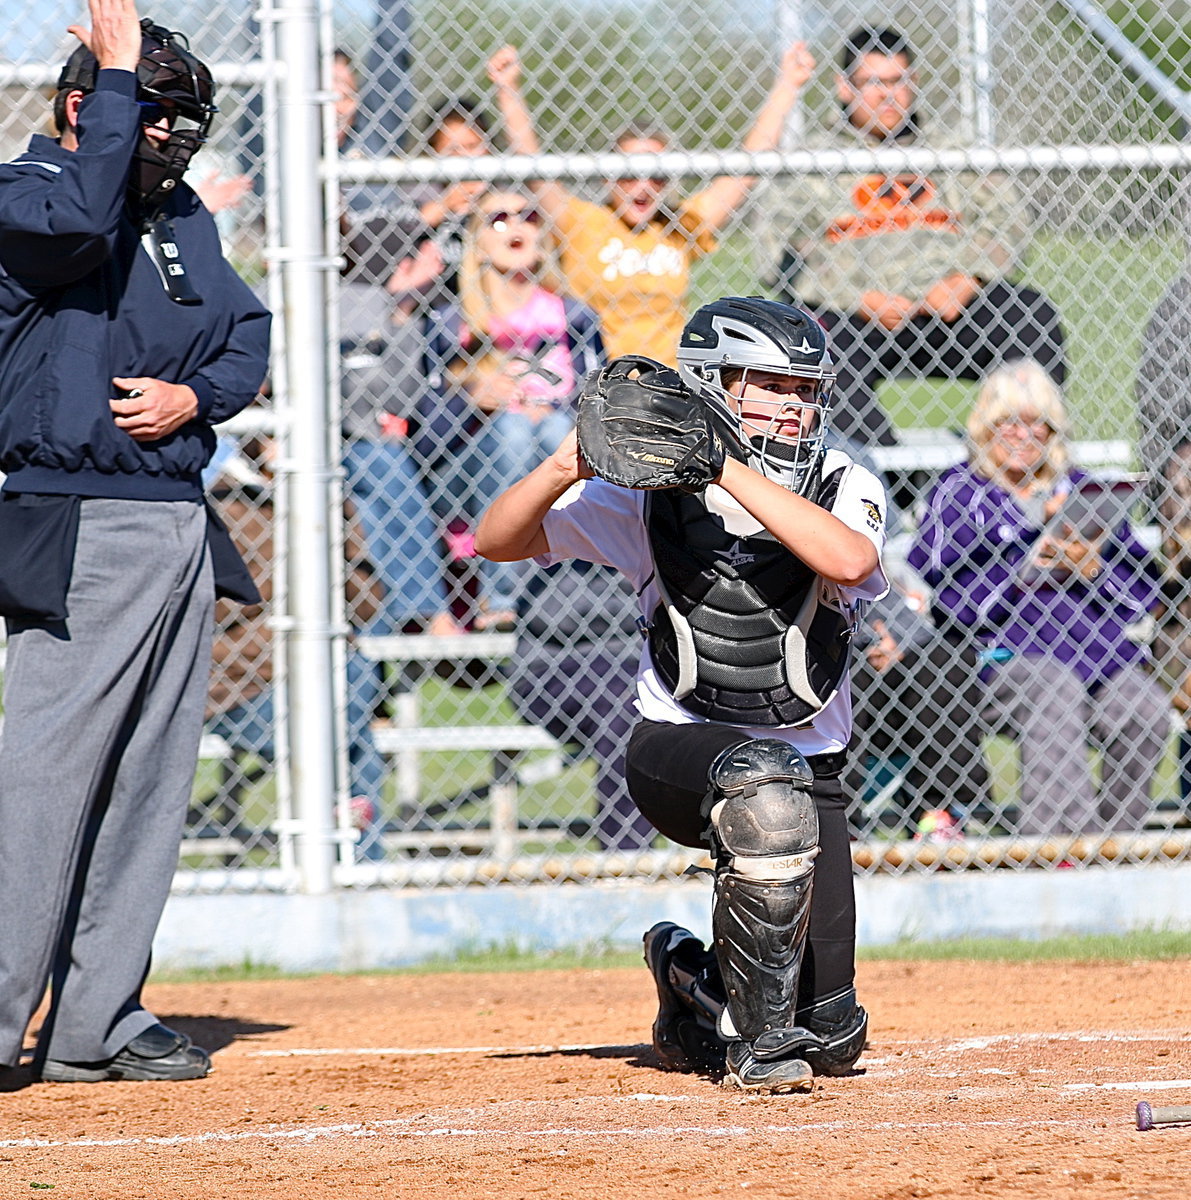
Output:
(487, 43), (813, 363)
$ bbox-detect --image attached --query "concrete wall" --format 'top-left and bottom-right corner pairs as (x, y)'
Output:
(153, 862), (1191, 972)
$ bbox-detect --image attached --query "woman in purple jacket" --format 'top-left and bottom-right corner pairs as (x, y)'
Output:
(909, 361), (1167, 836)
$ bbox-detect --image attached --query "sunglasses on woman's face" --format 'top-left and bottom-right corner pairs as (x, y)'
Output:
(484, 207), (541, 231)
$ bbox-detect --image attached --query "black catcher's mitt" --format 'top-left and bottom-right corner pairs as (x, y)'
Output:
(576, 355), (726, 491)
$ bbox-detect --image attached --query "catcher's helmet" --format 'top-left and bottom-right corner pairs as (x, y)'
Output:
(58, 18), (216, 211)
(676, 297), (835, 496)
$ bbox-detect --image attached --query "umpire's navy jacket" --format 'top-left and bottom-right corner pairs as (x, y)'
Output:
(0, 69), (270, 502)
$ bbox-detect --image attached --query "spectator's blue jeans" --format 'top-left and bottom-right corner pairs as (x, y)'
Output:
(205, 650), (387, 860)
(445, 409), (573, 613)
(343, 437), (448, 631)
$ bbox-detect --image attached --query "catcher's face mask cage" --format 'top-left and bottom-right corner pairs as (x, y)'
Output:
(720, 366), (833, 494)
(58, 18), (217, 212)
(677, 297), (836, 496)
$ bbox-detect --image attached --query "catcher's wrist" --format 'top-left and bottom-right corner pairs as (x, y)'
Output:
(716, 457), (747, 487)
(540, 456), (583, 491)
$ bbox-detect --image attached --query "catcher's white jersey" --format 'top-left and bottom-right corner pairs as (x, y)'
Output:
(535, 447), (889, 756)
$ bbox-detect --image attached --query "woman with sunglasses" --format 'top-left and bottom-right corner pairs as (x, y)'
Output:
(420, 188), (605, 629)
(486, 42), (812, 364)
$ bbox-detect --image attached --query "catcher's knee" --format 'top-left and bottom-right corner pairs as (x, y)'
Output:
(704, 738), (819, 880)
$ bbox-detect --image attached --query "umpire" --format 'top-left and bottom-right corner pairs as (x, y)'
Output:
(0, 0), (269, 1083)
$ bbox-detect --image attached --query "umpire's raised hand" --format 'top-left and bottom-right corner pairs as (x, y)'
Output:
(67, 0), (142, 72)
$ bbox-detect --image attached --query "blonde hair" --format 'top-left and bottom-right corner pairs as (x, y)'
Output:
(967, 359), (1071, 487)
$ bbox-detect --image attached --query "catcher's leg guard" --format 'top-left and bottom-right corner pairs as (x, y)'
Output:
(705, 739), (819, 1093)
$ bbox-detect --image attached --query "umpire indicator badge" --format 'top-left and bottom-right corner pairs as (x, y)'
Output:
(141, 217), (203, 305)
(860, 498), (882, 531)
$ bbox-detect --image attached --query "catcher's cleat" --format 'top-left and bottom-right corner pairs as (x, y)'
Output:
(723, 1032), (814, 1094)
(643, 922), (726, 1075)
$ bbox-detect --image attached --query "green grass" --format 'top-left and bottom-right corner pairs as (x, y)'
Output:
(155, 959), (300, 984)
(152, 942), (643, 984)
(1023, 230), (1184, 443)
(151, 929), (1191, 984)
(393, 939), (645, 974)
(857, 929), (1191, 963)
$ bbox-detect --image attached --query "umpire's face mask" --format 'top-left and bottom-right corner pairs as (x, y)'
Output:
(129, 98), (209, 212)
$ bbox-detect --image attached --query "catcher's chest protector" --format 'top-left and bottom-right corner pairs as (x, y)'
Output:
(645, 470), (851, 727)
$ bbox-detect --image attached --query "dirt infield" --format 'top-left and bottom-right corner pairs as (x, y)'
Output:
(3, 959), (1188, 1198)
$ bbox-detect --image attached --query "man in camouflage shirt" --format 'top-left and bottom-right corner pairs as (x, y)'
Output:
(760, 26), (1065, 447)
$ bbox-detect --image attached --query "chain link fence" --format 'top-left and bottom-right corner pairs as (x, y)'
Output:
(4, 1), (1191, 887)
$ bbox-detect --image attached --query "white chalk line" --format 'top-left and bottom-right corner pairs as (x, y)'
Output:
(917, 1030), (1177, 1052)
(244, 1029), (1179, 1061)
(1065, 1079), (1191, 1093)
(240, 1032), (1191, 1103)
(0, 1114), (1106, 1153)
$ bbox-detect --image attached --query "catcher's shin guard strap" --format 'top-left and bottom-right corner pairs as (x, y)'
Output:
(796, 985), (868, 1076)
(667, 942), (725, 1030)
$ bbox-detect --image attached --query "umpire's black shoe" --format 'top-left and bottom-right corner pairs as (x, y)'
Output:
(40, 1024), (211, 1083)
(723, 1032), (814, 1094)
(643, 922), (725, 1075)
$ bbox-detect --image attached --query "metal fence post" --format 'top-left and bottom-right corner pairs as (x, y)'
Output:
(270, 0), (338, 893)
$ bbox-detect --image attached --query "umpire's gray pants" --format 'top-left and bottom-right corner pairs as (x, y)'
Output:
(983, 654), (1168, 837)
(0, 499), (213, 1067)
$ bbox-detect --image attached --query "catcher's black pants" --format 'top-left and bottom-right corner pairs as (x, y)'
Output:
(804, 281), (1066, 447)
(624, 719), (856, 1006)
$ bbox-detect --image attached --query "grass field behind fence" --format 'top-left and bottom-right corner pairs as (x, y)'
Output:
(693, 228), (1187, 444)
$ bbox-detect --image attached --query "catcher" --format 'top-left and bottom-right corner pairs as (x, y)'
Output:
(476, 296), (888, 1093)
